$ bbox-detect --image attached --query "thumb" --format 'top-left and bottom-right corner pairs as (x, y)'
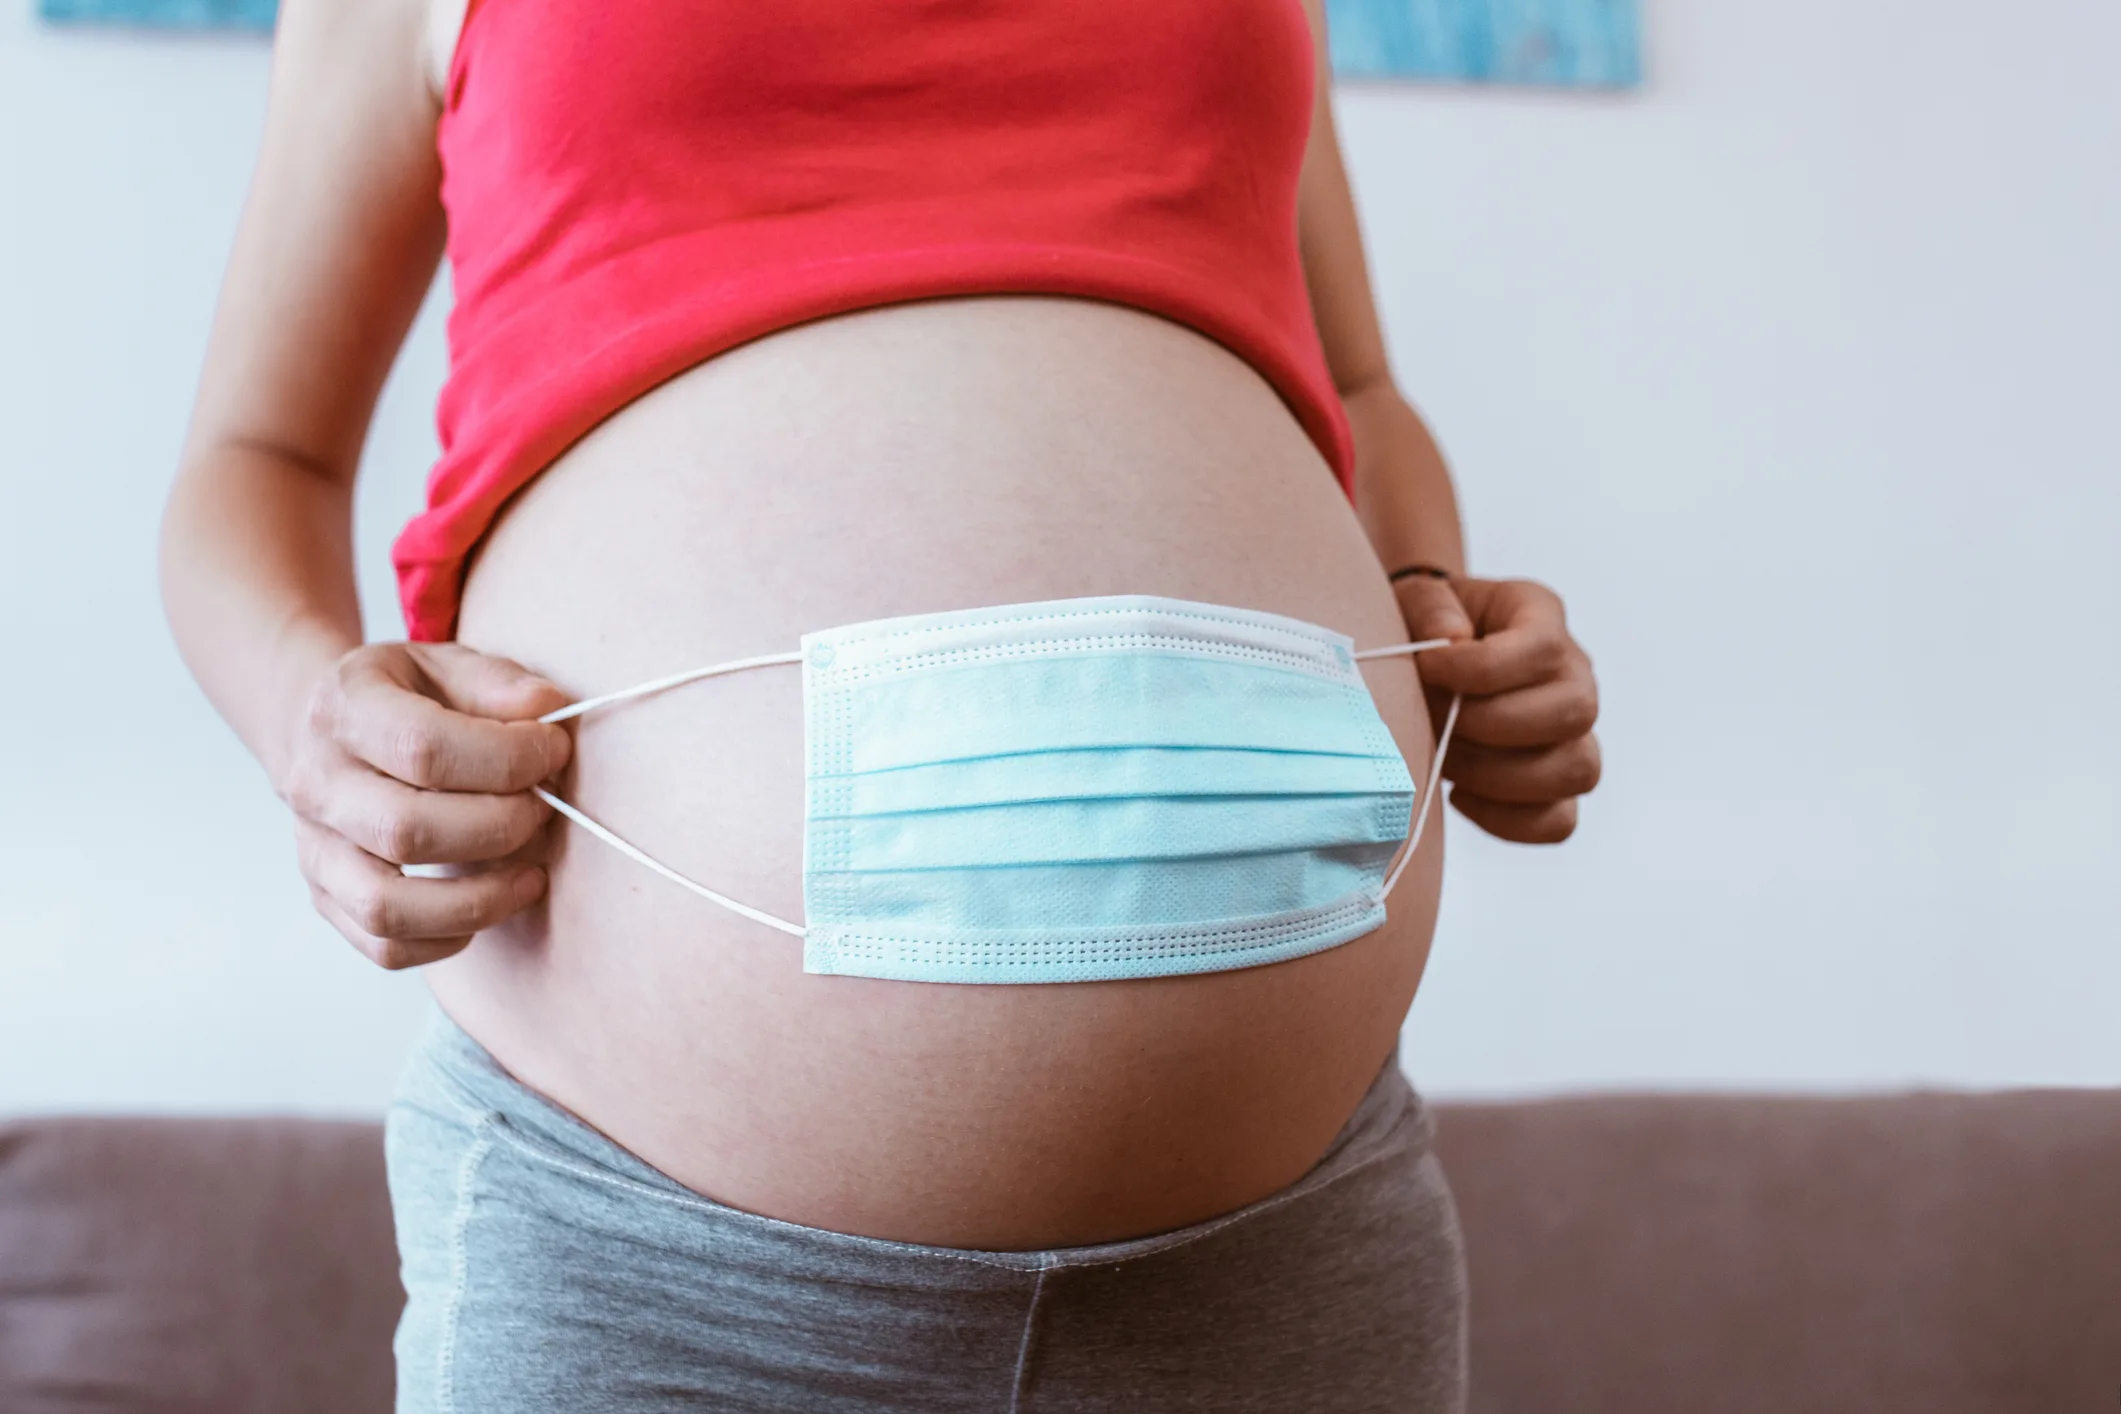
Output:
(407, 642), (573, 722)
(1393, 576), (1473, 645)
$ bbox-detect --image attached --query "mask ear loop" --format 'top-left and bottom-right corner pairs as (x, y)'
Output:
(532, 650), (810, 937)
(532, 788), (808, 938)
(1351, 639), (1462, 903)
(537, 650), (805, 724)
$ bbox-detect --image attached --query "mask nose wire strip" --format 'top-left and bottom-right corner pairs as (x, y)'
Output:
(1351, 638), (1460, 904)
(523, 636), (1458, 940)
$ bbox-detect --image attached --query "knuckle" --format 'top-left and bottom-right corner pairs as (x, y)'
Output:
(1558, 743), (1603, 795)
(489, 800), (541, 854)
(345, 881), (403, 939)
(303, 684), (340, 743)
(1558, 689), (1599, 738)
(392, 725), (447, 786)
(322, 649), (375, 707)
(459, 880), (511, 932)
(281, 762), (319, 817)
(373, 938), (425, 972)
(513, 789), (551, 834)
(372, 808), (430, 864)
(1518, 578), (1564, 617)
(1532, 633), (1570, 676)
(351, 643), (402, 675)
(292, 821), (326, 877)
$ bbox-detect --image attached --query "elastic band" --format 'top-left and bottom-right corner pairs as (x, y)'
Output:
(1375, 691), (1461, 903)
(1352, 637), (1454, 661)
(532, 634), (1457, 938)
(538, 649), (804, 724)
(533, 786), (807, 937)
(1353, 636), (1459, 901)
(534, 646), (808, 935)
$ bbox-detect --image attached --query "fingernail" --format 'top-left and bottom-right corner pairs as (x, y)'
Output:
(514, 867), (547, 906)
(1427, 615), (1472, 641)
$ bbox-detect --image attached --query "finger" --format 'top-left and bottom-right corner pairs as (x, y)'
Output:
(311, 889), (474, 971)
(1415, 581), (1570, 696)
(329, 660), (570, 793)
(297, 819), (547, 942)
(1453, 669), (1600, 749)
(1391, 575), (1473, 644)
(307, 764), (555, 866)
(407, 642), (575, 722)
(1440, 735), (1602, 805)
(1448, 789), (1579, 844)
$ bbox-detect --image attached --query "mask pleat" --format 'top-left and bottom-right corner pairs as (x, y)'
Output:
(811, 847), (1398, 930)
(817, 790), (1412, 871)
(817, 745), (1408, 816)
(830, 653), (1393, 773)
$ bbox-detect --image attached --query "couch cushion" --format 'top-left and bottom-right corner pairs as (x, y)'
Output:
(1435, 1089), (2121, 1414)
(0, 1117), (399, 1414)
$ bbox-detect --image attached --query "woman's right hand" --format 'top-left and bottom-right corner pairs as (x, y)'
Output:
(280, 642), (574, 970)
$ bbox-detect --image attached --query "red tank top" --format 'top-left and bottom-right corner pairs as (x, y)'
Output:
(392, 0), (1355, 641)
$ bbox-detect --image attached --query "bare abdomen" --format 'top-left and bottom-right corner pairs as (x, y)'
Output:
(430, 296), (1444, 1249)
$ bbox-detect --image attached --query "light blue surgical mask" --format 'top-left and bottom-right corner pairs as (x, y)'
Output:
(535, 596), (1457, 985)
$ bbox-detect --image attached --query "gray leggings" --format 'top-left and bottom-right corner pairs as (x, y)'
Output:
(386, 1011), (1468, 1413)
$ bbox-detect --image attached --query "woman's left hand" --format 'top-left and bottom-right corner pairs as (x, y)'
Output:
(1392, 575), (1602, 844)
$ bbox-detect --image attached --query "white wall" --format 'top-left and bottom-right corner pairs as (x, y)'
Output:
(3, 0), (2115, 1116)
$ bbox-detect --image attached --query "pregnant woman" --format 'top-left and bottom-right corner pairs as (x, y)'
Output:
(161, 0), (1601, 1408)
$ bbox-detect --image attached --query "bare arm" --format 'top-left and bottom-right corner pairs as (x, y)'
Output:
(1293, 0), (1601, 843)
(161, 0), (569, 966)
(165, 0), (441, 774)
(1292, 0), (1466, 585)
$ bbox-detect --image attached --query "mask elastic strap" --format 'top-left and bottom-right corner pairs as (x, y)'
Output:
(533, 648), (810, 938)
(1351, 638), (1461, 903)
(532, 785), (808, 937)
(537, 649), (806, 724)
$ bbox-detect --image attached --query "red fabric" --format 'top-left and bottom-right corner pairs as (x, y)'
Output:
(393, 0), (1355, 642)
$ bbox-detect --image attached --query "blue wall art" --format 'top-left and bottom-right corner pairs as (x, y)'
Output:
(1326, 0), (1641, 87)
(38, 0), (274, 28)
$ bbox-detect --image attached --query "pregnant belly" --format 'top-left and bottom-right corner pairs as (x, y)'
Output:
(432, 296), (1445, 1249)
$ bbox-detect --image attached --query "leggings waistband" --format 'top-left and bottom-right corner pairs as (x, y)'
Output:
(397, 1004), (1434, 1271)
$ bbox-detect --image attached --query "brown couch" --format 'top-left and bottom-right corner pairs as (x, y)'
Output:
(3, 1092), (2116, 1412)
